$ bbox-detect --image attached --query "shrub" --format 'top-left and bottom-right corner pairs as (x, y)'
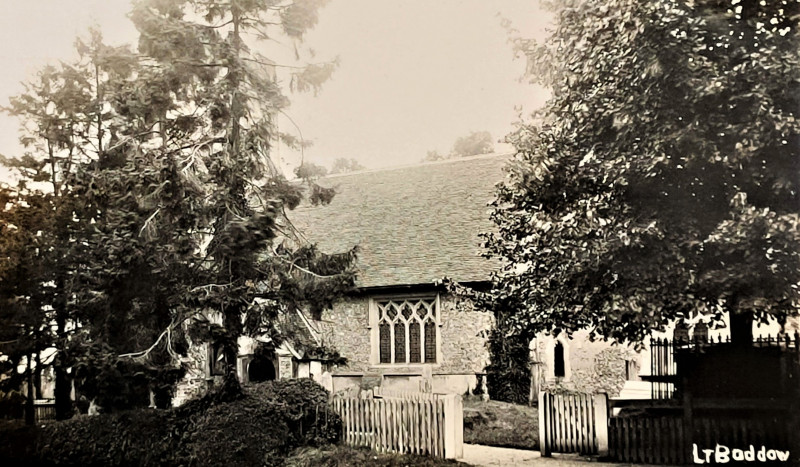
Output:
(486, 330), (531, 404)
(0, 378), (341, 467)
(37, 410), (180, 466)
(244, 378), (341, 446)
(180, 396), (290, 466)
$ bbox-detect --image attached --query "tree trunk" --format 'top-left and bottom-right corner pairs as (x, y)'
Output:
(34, 352), (43, 400)
(729, 311), (753, 346)
(54, 310), (72, 420)
(25, 354), (34, 426)
(219, 307), (243, 400)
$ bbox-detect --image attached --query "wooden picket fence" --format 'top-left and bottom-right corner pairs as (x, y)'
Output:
(331, 391), (463, 459)
(609, 414), (792, 464)
(33, 401), (56, 421)
(609, 416), (686, 464)
(538, 392), (608, 456)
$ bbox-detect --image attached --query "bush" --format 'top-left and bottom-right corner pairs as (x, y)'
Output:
(244, 379), (341, 446)
(0, 378), (341, 467)
(486, 330), (531, 404)
(37, 410), (180, 466)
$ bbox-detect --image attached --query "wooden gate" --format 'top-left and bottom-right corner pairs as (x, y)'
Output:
(332, 391), (463, 459)
(538, 392), (608, 456)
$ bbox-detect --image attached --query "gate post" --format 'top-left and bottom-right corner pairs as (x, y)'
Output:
(592, 393), (609, 457)
(538, 391), (551, 457)
(443, 394), (463, 459)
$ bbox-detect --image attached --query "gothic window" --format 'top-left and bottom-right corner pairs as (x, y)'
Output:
(375, 297), (438, 364)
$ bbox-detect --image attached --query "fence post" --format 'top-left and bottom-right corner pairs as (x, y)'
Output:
(443, 394), (457, 459)
(539, 391), (550, 457)
(593, 393), (609, 457)
(452, 394), (464, 458)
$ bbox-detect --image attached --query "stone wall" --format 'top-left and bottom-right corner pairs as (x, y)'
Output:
(172, 339), (211, 406)
(534, 330), (641, 397)
(315, 292), (493, 394)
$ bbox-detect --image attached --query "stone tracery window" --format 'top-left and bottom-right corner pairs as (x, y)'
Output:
(376, 297), (438, 364)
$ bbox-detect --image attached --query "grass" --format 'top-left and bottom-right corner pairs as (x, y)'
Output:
(462, 396), (539, 450)
(285, 444), (470, 466)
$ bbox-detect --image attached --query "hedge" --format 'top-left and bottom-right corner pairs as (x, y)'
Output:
(0, 378), (340, 467)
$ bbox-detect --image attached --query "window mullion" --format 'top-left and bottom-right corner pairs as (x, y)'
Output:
(405, 318), (410, 363)
(390, 318), (395, 363)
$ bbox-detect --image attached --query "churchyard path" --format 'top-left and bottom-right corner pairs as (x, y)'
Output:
(461, 444), (665, 466)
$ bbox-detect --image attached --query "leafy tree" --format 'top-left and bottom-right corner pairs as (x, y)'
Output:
(477, 0), (800, 350)
(0, 186), (56, 422)
(101, 0), (355, 399)
(422, 150), (445, 162)
(329, 157), (365, 174)
(0, 47), (106, 418)
(294, 161), (329, 179)
(451, 130), (494, 157)
(1, 0), (356, 410)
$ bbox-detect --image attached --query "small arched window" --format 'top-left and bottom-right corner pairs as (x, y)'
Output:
(554, 341), (565, 378)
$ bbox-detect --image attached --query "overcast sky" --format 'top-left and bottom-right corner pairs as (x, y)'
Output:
(0, 0), (551, 177)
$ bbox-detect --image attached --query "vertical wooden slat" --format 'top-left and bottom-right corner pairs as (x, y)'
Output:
(538, 392), (547, 456)
(356, 399), (362, 446)
(568, 395), (576, 451)
(390, 399), (397, 453)
(557, 393), (563, 452)
(679, 416), (685, 465)
(422, 399), (429, 456)
(344, 398), (350, 445)
(412, 399), (417, 455)
(585, 394), (593, 454)
(579, 394), (585, 453)
(624, 417), (632, 462)
(551, 394), (558, 452)
(381, 399), (388, 453)
(401, 399), (408, 454)
(432, 398), (438, 457)
(438, 399), (445, 458)
(356, 399), (367, 446)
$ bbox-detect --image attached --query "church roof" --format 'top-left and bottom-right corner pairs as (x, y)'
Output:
(290, 153), (508, 289)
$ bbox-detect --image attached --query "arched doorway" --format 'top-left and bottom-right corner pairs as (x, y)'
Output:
(248, 357), (276, 383)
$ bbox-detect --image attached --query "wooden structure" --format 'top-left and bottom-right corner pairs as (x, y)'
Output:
(538, 392), (608, 457)
(331, 390), (463, 459)
(608, 332), (800, 464)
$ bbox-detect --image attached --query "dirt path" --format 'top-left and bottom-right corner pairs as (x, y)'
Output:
(462, 444), (541, 466)
(461, 444), (647, 466)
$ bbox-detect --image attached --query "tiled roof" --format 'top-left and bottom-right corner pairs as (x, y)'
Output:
(290, 153), (509, 288)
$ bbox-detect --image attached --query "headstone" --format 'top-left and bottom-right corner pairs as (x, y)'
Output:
(693, 321), (709, 344)
(674, 321), (690, 342)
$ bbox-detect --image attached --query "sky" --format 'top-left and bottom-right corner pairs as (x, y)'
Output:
(0, 0), (551, 177)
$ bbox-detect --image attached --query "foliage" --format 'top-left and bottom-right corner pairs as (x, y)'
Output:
(243, 378), (341, 446)
(0, 0), (357, 411)
(484, 326), (530, 404)
(422, 149), (446, 162)
(295, 162), (329, 179)
(423, 131), (495, 162)
(329, 157), (366, 174)
(451, 130), (494, 157)
(474, 0), (800, 346)
(0, 379), (340, 467)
